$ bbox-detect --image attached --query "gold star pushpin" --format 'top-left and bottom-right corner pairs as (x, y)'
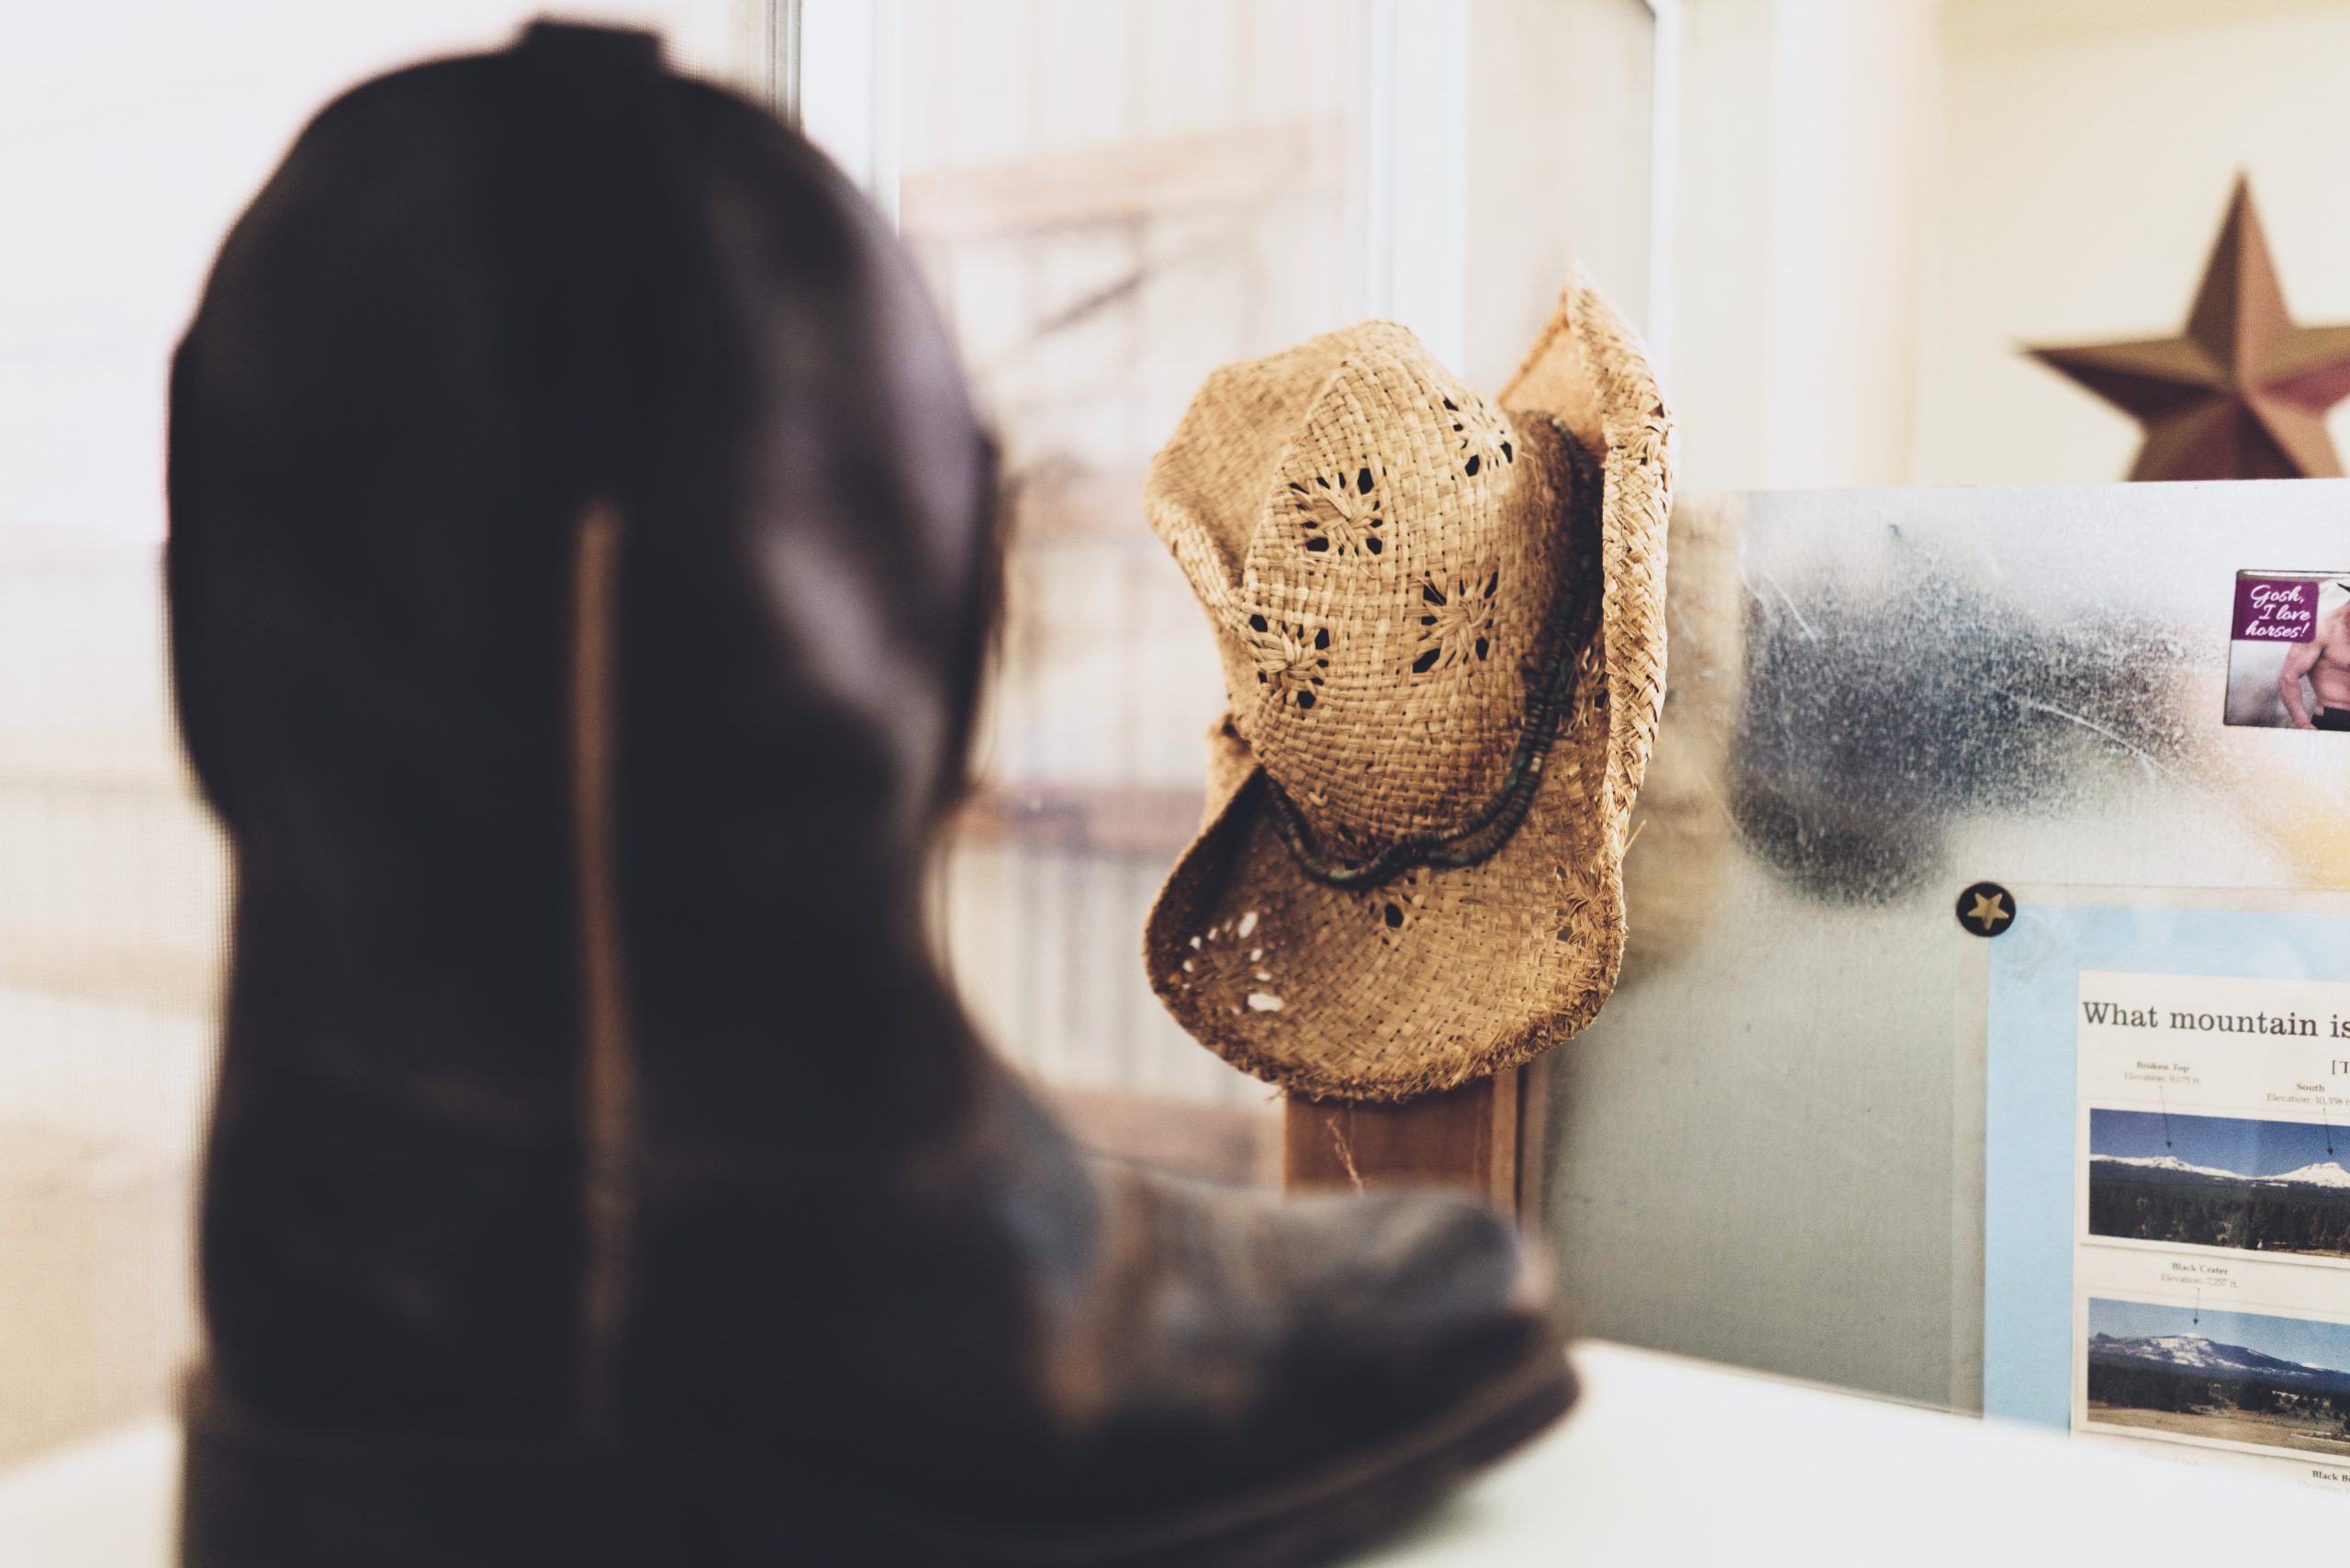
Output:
(1957, 883), (2015, 937)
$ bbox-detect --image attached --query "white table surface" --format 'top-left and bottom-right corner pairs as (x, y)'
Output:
(3, 1340), (2339, 1566)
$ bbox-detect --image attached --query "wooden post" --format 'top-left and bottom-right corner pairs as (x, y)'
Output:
(1281, 1057), (1550, 1225)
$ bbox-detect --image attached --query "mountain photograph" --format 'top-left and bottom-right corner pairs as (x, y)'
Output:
(2088, 1108), (2350, 1260)
(2087, 1298), (2350, 1459)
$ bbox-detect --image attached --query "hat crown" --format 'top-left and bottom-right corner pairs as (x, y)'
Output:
(1149, 325), (1588, 857)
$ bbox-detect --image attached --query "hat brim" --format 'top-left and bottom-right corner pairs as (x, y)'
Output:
(1142, 277), (1670, 1103)
(1146, 697), (1620, 1102)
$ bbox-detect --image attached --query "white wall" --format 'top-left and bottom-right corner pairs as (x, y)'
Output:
(1917, 0), (2350, 485)
(1668, 0), (2350, 492)
(1667, 0), (1942, 492)
(1464, 0), (1659, 392)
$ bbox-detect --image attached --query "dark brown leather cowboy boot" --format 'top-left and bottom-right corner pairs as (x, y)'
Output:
(169, 24), (1571, 1566)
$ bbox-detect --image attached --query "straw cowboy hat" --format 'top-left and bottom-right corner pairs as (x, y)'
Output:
(1143, 275), (1673, 1103)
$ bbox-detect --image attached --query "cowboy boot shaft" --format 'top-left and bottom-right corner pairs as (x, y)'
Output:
(170, 29), (1002, 1437)
(171, 51), (598, 1429)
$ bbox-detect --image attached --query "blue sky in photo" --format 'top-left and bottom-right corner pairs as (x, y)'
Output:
(2091, 1298), (2350, 1372)
(2091, 1107), (2345, 1176)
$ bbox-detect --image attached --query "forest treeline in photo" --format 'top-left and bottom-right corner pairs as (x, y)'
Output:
(2088, 1172), (2350, 1259)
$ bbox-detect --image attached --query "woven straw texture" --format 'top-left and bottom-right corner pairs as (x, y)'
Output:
(1143, 275), (1673, 1102)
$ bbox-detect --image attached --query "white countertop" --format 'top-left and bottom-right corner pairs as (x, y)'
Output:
(3, 1341), (2338, 1566)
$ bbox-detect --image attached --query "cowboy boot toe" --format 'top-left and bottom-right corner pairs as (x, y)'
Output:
(1035, 1168), (1569, 1544)
(1272, 1187), (1561, 1416)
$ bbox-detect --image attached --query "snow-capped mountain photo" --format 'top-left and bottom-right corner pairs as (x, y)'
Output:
(2091, 1153), (2350, 1191)
(2087, 1331), (2350, 1395)
(2086, 1299), (2350, 1462)
(2088, 1108), (2350, 1260)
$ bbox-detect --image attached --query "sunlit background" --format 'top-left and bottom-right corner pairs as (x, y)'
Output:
(6, 0), (2350, 1491)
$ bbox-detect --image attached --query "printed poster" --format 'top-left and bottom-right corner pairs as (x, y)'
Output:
(1985, 892), (2350, 1489)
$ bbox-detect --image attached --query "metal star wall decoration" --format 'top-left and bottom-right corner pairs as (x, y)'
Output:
(2027, 177), (2350, 480)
